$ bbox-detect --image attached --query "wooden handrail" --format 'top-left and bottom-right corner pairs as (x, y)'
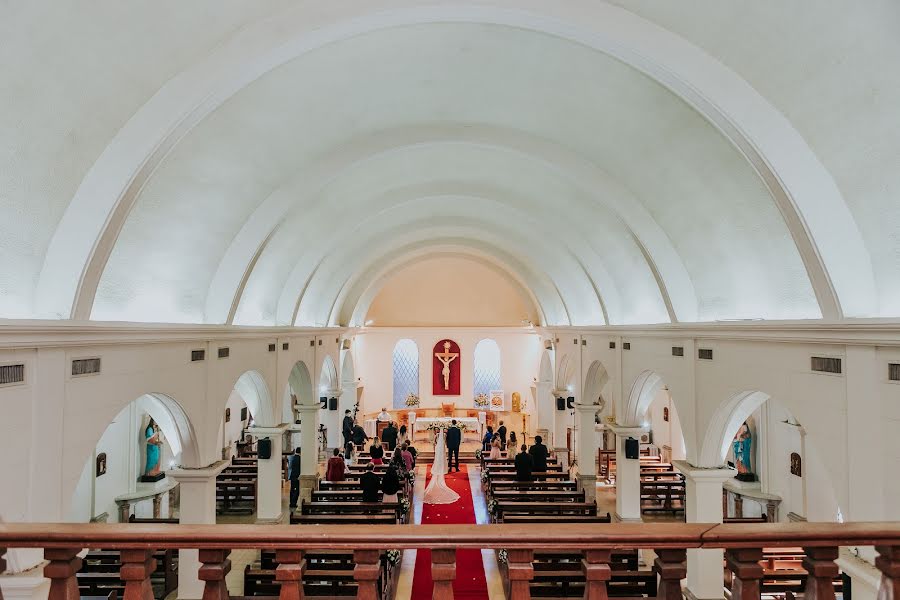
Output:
(1, 522), (899, 550)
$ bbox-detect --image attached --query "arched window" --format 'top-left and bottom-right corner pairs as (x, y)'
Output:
(392, 339), (419, 409)
(473, 339), (502, 398)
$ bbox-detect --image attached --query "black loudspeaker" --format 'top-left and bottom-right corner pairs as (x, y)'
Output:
(556, 397), (566, 411)
(258, 438), (272, 460)
(328, 397), (338, 411)
(566, 396), (575, 409)
(624, 437), (639, 460)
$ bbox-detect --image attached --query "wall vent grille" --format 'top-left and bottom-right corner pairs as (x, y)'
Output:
(191, 349), (206, 362)
(623, 342), (631, 350)
(609, 342), (616, 349)
(72, 358), (101, 376)
(218, 347), (230, 359)
(310, 340), (315, 347)
(268, 344), (277, 352)
(283, 343), (290, 351)
(811, 356), (841, 374)
(0, 364), (25, 386)
(672, 346), (684, 357)
(698, 349), (714, 360)
(889, 363), (900, 381)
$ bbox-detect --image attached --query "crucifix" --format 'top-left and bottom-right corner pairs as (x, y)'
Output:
(434, 341), (459, 391)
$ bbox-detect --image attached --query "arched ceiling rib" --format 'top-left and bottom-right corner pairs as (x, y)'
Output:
(3, 1), (890, 324)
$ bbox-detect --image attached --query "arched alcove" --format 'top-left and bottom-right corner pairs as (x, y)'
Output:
(392, 338), (419, 410)
(622, 370), (666, 427)
(232, 370), (275, 427)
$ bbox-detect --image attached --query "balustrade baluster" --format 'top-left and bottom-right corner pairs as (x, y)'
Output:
(431, 549), (457, 600)
(802, 547), (839, 600)
(198, 549), (231, 600)
(725, 548), (763, 600)
(353, 549), (381, 600)
(654, 548), (687, 600)
(44, 548), (83, 600)
(1, 546), (6, 600)
(120, 549), (157, 600)
(507, 549), (534, 600)
(581, 549), (611, 600)
(276, 549), (306, 600)
(875, 545), (900, 600)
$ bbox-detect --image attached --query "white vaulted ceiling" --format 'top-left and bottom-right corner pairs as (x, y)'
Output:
(1, 1), (898, 326)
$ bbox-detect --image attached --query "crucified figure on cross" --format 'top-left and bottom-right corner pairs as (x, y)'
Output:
(435, 341), (459, 391)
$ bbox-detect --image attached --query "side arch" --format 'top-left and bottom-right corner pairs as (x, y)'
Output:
(233, 370), (275, 427)
(621, 370), (665, 427)
(697, 390), (770, 468)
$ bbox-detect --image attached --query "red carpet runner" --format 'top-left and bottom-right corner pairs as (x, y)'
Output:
(410, 464), (489, 599)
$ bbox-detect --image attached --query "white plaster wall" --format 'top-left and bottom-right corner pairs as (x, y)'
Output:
(352, 328), (543, 421)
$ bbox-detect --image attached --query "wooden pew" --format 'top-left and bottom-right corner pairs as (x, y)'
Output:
(78, 549), (177, 599)
(502, 513), (612, 524)
(491, 489), (586, 503)
(495, 501), (598, 521)
(489, 480), (578, 493)
(525, 549), (656, 598)
(487, 472), (569, 481)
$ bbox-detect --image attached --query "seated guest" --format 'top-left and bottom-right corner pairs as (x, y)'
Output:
(482, 426), (494, 452)
(360, 463), (381, 503)
(401, 441), (416, 471)
(369, 438), (385, 465)
(515, 444), (533, 481)
(325, 448), (346, 481)
(382, 421), (398, 450)
(390, 445), (407, 475)
(529, 435), (549, 472)
(382, 464), (402, 503)
(351, 423), (369, 447)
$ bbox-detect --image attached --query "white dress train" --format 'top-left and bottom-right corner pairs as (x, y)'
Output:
(423, 431), (460, 505)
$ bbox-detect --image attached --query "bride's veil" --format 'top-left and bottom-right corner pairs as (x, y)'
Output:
(432, 431), (447, 476)
(423, 429), (459, 504)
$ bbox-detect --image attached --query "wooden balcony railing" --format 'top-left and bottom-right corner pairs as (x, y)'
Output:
(1, 522), (898, 600)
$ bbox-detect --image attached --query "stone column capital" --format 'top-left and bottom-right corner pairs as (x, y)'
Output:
(295, 403), (321, 414)
(608, 423), (648, 438)
(673, 460), (736, 484)
(247, 424), (290, 437)
(167, 460), (229, 483)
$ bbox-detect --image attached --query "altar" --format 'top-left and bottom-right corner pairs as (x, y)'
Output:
(414, 416), (481, 440)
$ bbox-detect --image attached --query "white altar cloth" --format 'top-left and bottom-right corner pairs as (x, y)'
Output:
(414, 417), (481, 439)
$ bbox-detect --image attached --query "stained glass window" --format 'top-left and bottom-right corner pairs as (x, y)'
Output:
(392, 339), (419, 409)
(473, 339), (502, 398)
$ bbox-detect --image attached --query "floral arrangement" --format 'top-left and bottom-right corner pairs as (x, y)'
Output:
(386, 550), (402, 565)
(425, 422), (467, 433)
(474, 393), (489, 408)
(497, 549), (509, 564)
(474, 449), (483, 460)
(400, 497), (411, 514)
(481, 469), (489, 483)
(405, 471), (415, 483)
(405, 393), (420, 407)
(487, 499), (499, 515)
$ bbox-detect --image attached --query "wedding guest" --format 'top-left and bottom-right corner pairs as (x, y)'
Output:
(287, 447), (301, 510)
(344, 441), (355, 465)
(398, 424), (409, 447)
(382, 421), (399, 451)
(351, 423), (369, 448)
(482, 426), (494, 452)
(360, 463), (381, 503)
(325, 448), (346, 482)
(381, 464), (402, 503)
(509, 431), (518, 450)
(342, 409), (354, 450)
(369, 437), (385, 465)
(515, 444), (533, 481)
(401, 441), (416, 470)
(529, 435), (549, 472)
(489, 433), (502, 460)
(497, 421), (507, 451)
(390, 445), (407, 475)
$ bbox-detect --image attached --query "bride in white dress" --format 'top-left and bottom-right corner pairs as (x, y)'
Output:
(423, 430), (460, 504)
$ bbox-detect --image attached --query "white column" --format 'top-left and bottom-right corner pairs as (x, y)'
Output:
(168, 461), (228, 600)
(296, 404), (320, 504)
(247, 424), (288, 523)
(575, 403), (599, 503)
(675, 460), (736, 600)
(609, 424), (648, 522)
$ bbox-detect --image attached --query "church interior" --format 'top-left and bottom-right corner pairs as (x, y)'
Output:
(1, 2), (899, 600)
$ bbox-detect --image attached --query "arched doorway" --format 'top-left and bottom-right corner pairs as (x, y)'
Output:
(699, 391), (838, 522)
(285, 361), (314, 450)
(535, 349), (555, 445)
(68, 393), (200, 523)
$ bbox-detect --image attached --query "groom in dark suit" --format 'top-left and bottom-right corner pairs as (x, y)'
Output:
(446, 420), (462, 472)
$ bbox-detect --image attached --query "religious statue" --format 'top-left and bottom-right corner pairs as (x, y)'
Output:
(435, 341), (459, 391)
(511, 392), (521, 413)
(141, 418), (164, 482)
(731, 422), (755, 482)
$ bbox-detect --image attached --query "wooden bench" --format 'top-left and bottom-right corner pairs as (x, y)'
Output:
(724, 516), (768, 524)
(78, 549), (177, 599)
(491, 489), (586, 503)
(502, 514), (612, 524)
(127, 515), (179, 525)
(489, 480), (578, 493)
(487, 472), (569, 481)
(290, 513), (398, 525)
(495, 501), (598, 521)
(525, 550), (656, 598)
